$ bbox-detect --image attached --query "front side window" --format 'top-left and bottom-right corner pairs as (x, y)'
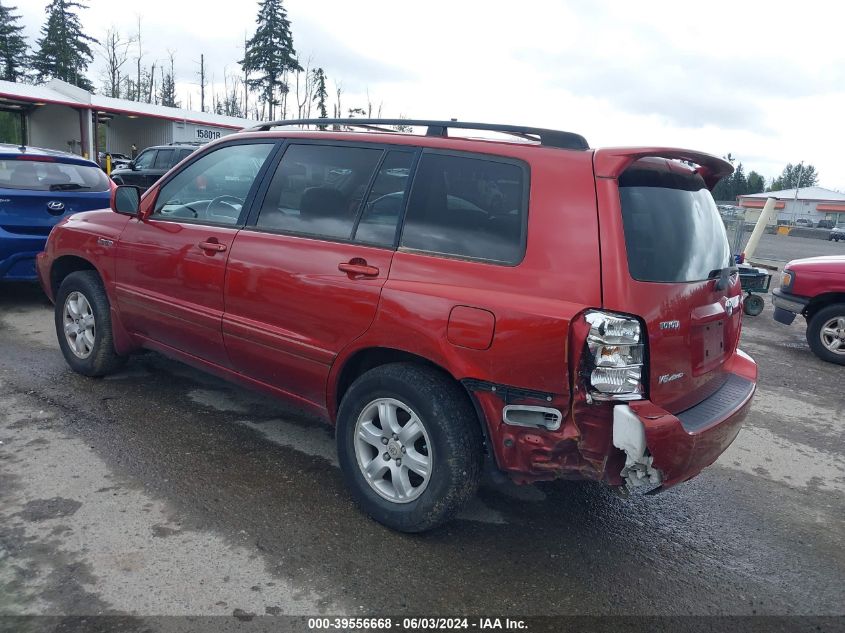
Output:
(255, 144), (383, 240)
(0, 159), (110, 192)
(133, 150), (155, 170)
(619, 167), (732, 282)
(400, 153), (527, 264)
(152, 143), (274, 225)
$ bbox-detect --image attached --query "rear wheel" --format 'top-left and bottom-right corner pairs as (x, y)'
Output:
(806, 304), (845, 365)
(743, 293), (765, 316)
(336, 363), (482, 532)
(55, 271), (126, 376)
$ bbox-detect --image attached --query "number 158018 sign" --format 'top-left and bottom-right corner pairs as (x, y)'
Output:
(195, 128), (222, 141)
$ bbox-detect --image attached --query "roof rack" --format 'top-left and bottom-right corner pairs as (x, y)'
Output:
(242, 118), (589, 151)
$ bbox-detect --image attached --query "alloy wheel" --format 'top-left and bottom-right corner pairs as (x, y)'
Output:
(353, 398), (432, 504)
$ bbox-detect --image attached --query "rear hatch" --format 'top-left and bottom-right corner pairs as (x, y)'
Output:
(595, 151), (741, 414)
(0, 157), (111, 236)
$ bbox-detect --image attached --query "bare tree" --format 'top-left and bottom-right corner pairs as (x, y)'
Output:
(294, 54), (313, 118)
(134, 16), (143, 101)
(98, 27), (133, 98)
(197, 53), (207, 112)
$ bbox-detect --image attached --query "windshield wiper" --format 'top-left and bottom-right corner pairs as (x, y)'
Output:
(708, 265), (738, 291)
(49, 183), (92, 191)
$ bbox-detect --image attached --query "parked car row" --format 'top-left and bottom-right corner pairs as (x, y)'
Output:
(6, 123), (839, 532)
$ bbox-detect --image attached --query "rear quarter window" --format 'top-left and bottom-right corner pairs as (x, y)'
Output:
(400, 152), (528, 264)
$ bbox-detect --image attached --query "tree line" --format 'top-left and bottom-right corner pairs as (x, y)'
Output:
(712, 154), (820, 201)
(0, 0), (400, 122)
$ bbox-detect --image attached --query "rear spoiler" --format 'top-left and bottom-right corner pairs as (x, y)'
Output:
(593, 147), (734, 190)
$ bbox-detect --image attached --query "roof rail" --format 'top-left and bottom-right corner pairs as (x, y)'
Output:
(241, 118), (589, 151)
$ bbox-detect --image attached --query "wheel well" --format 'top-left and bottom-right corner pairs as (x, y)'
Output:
(51, 255), (97, 297)
(334, 346), (492, 458)
(806, 293), (845, 319)
(336, 348), (440, 408)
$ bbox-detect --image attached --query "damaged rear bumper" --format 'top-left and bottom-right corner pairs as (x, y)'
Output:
(615, 348), (757, 491)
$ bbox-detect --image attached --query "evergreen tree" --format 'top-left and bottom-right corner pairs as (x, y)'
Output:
(158, 53), (179, 108)
(32, 0), (96, 90)
(0, 1), (28, 82)
(240, 0), (301, 120)
(746, 171), (765, 194)
(768, 163), (819, 191)
(312, 67), (327, 119)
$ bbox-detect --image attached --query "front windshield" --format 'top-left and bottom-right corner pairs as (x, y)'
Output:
(619, 166), (732, 283)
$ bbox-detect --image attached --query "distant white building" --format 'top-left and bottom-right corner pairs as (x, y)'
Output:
(0, 78), (253, 160)
(738, 186), (845, 226)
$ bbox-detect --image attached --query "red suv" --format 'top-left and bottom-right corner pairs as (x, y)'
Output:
(36, 119), (757, 532)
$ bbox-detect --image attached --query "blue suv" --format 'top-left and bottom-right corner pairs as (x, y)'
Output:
(0, 145), (112, 281)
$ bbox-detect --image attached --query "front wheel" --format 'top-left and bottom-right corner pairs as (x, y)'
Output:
(336, 363), (482, 532)
(55, 271), (126, 376)
(806, 304), (845, 365)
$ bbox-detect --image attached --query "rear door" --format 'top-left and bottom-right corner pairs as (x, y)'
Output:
(114, 141), (277, 366)
(595, 153), (742, 413)
(223, 143), (414, 408)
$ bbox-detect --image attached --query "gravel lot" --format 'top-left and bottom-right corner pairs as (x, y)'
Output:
(1, 237), (843, 632)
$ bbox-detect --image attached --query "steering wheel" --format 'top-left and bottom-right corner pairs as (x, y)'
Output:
(207, 195), (244, 216)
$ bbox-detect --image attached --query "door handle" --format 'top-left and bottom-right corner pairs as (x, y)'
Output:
(198, 240), (227, 253)
(338, 260), (379, 277)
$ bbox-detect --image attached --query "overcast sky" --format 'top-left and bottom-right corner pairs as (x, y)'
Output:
(14, 0), (845, 189)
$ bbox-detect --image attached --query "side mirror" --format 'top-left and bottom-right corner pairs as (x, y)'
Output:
(113, 185), (141, 216)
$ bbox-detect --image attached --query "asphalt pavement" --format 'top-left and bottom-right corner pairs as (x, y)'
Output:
(0, 269), (843, 631)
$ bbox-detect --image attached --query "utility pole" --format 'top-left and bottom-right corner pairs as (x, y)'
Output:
(792, 160), (804, 225)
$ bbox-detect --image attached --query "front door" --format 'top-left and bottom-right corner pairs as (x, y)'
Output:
(114, 141), (277, 366)
(122, 148), (156, 188)
(223, 144), (416, 408)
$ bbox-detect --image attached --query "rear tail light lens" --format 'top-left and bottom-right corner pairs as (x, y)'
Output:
(584, 311), (646, 401)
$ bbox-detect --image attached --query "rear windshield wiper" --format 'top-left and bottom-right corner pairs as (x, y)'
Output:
(708, 265), (738, 290)
(49, 183), (92, 191)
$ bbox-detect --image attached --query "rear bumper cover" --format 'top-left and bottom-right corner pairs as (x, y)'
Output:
(625, 348), (757, 489)
(0, 232), (47, 281)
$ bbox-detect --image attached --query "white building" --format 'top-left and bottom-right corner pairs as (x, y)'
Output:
(738, 186), (845, 226)
(0, 78), (253, 160)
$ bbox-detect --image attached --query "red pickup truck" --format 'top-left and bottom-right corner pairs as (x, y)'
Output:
(773, 255), (845, 365)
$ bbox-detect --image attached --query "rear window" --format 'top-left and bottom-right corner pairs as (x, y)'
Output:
(619, 167), (732, 283)
(0, 159), (110, 192)
(400, 153), (527, 264)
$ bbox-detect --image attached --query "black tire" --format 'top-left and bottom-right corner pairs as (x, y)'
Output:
(743, 293), (765, 316)
(806, 304), (845, 366)
(336, 363), (483, 533)
(54, 270), (126, 377)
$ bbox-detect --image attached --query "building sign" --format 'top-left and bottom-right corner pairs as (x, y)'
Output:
(195, 128), (222, 141)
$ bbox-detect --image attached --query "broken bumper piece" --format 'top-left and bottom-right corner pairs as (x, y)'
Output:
(613, 350), (757, 491)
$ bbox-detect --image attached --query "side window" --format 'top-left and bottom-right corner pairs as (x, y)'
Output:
(133, 149), (155, 170)
(152, 143), (274, 225)
(353, 151), (414, 247)
(176, 149), (193, 163)
(255, 144), (383, 240)
(400, 153), (527, 264)
(153, 149), (174, 169)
